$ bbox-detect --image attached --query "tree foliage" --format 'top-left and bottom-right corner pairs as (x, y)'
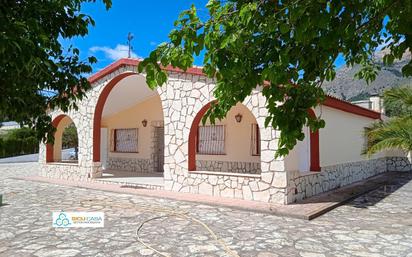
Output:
(62, 123), (78, 159)
(0, 127), (38, 158)
(139, 0), (412, 157)
(383, 85), (412, 117)
(62, 123), (78, 149)
(0, 0), (111, 143)
(365, 87), (412, 159)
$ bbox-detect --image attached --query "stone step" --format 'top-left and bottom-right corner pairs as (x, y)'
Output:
(91, 179), (164, 190)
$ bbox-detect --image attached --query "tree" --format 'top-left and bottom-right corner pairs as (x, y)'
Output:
(0, 0), (111, 143)
(383, 85), (412, 117)
(139, 0), (412, 157)
(365, 86), (412, 161)
(0, 127), (38, 157)
(62, 123), (79, 159)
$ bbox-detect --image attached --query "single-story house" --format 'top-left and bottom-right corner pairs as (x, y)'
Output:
(39, 58), (411, 204)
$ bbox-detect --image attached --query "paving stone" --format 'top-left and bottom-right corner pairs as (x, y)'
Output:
(0, 163), (411, 256)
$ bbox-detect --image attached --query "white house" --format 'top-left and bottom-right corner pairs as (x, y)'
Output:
(39, 58), (411, 204)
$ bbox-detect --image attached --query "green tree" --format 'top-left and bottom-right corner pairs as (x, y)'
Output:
(62, 123), (79, 159)
(139, 0), (412, 157)
(0, 0), (111, 143)
(0, 127), (38, 157)
(383, 85), (412, 117)
(365, 87), (412, 161)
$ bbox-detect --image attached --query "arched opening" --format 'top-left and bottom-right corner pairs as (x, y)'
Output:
(93, 73), (165, 180)
(284, 109), (320, 172)
(188, 102), (261, 174)
(46, 115), (79, 163)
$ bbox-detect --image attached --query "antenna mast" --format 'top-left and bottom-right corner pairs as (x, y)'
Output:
(127, 32), (134, 58)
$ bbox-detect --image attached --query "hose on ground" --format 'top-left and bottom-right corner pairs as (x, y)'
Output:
(80, 199), (239, 257)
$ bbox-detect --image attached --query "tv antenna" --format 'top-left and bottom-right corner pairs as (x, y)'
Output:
(127, 32), (134, 58)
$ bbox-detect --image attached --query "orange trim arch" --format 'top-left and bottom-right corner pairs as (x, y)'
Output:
(92, 72), (136, 162)
(308, 109), (321, 172)
(188, 101), (215, 171)
(46, 114), (71, 162)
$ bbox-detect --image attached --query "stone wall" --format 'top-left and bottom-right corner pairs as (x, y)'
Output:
(286, 157), (411, 203)
(37, 63), (288, 203)
(196, 160), (261, 174)
(107, 157), (153, 173)
(160, 71), (287, 204)
(387, 157), (412, 172)
(39, 162), (100, 181)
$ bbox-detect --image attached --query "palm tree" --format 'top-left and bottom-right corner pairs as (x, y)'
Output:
(364, 86), (412, 161)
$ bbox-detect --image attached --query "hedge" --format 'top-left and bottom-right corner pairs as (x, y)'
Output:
(0, 128), (39, 158)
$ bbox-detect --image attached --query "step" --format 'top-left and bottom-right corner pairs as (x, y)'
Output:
(92, 178), (164, 190)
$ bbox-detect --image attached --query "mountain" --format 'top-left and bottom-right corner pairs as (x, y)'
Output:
(322, 51), (412, 101)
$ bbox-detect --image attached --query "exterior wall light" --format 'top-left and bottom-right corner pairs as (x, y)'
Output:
(142, 119), (148, 127)
(235, 113), (242, 123)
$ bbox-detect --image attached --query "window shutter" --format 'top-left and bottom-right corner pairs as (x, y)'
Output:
(112, 128), (138, 153)
(251, 124), (260, 156)
(110, 129), (115, 152)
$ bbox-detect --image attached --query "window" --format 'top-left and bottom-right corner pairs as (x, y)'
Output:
(197, 125), (225, 155)
(251, 123), (260, 156)
(111, 128), (138, 153)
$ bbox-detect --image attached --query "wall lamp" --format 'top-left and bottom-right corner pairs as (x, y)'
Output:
(235, 113), (243, 123)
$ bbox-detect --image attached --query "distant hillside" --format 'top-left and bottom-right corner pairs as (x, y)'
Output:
(322, 51), (412, 101)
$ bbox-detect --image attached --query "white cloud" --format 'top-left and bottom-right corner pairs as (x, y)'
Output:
(89, 44), (140, 60)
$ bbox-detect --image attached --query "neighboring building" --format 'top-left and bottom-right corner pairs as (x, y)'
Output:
(351, 95), (385, 114)
(39, 58), (411, 204)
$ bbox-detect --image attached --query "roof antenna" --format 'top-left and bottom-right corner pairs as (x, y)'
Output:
(127, 32), (134, 58)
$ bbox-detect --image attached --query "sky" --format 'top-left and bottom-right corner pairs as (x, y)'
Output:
(63, 1), (209, 73)
(62, 1), (363, 75)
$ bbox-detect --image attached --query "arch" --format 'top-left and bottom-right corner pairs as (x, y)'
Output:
(308, 109), (320, 171)
(188, 102), (214, 171)
(188, 101), (261, 172)
(93, 72), (136, 162)
(46, 114), (78, 163)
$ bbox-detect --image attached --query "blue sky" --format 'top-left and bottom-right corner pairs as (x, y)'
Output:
(63, 1), (209, 73)
(64, 1), (356, 75)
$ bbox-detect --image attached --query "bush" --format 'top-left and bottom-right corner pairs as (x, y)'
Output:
(0, 127), (39, 158)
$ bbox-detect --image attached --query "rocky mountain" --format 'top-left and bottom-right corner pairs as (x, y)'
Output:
(322, 51), (412, 101)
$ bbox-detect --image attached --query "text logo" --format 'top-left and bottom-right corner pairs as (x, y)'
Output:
(52, 212), (104, 228)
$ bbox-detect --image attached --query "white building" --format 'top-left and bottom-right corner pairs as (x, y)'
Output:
(39, 58), (411, 204)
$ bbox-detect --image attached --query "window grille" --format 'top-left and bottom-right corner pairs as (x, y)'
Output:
(111, 128), (138, 153)
(197, 125), (225, 155)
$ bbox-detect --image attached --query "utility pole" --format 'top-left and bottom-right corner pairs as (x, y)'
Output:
(127, 32), (134, 58)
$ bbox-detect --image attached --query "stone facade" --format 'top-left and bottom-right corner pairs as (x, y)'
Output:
(387, 156), (412, 172)
(107, 157), (153, 173)
(38, 59), (411, 205)
(159, 71), (287, 204)
(38, 61), (288, 203)
(286, 157), (411, 203)
(196, 160), (261, 174)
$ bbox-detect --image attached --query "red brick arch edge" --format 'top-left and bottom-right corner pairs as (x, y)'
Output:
(188, 101), (214, 171)
(92, 72), (136, 162)
(46, 114), (71, 162)
(308, 109), (321, 172)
